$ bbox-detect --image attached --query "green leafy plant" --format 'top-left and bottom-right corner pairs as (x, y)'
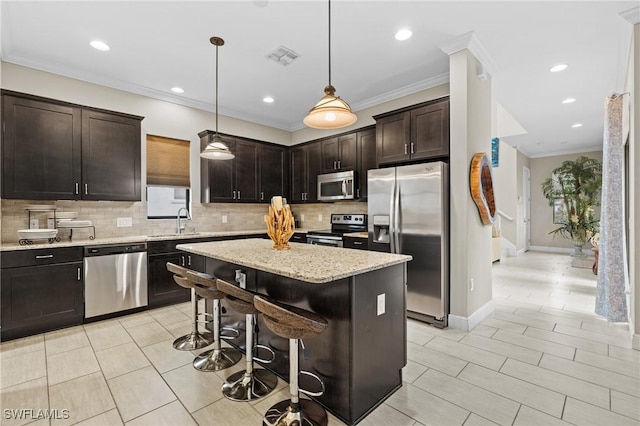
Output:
(541, 156), (602, 245)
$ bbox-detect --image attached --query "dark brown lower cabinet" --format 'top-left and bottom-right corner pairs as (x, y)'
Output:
(1, 249), (84, 341)
(343, 236), (368, 250)
(147, 249), (205, 308)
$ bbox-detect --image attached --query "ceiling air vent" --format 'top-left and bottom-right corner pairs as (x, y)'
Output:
(266, 46), (299, 66)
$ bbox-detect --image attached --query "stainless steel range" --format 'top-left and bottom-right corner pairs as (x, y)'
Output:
(306, 214), (367, 247)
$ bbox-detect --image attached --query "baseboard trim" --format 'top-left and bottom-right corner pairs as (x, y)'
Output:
(448, 299), (495, 331)
(516, 248), (526, 256)
(633, 333), (640, 351)
(529, 245), (573, 254)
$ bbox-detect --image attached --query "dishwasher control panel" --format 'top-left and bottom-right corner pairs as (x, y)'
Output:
(84, 243), (147, 256)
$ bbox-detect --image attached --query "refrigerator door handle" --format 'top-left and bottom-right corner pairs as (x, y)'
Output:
(394, 182), (401, 252)
(389, 179), (396, 254)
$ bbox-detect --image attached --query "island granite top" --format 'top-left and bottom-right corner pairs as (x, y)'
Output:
(177, 238), (412, 284)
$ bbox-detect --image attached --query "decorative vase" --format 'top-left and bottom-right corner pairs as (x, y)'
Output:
(264, 196), (295, 251)
(571, 240), (586, 257)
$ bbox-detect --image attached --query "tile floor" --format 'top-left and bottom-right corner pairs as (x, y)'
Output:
(1, 252), (639, 426)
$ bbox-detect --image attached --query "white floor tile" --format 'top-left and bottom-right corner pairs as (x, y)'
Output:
(94, 341), (151, 379)
(126, 322), (173, 348)
(1, 350), (46, 389)
(126, 400), (196, 425)
(141, 340), (195, 373)
(46, 345), (100, 386)
(459, 333), (542, 365)
(562, 397), (639, 426)
(49, 371), (116, 426)
(385, 383), (470, 426)
(523, 327), (608, 355)
(611, 390), (640, 421)
(0, 377), (49, 426)
(162, 363), (225, 413)
(491, 329), (575, 359)
(44, 326), (90, 356)
(406, 341), (467, 377)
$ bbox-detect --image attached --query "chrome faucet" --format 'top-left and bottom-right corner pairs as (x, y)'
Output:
(176, 207), (191, 234)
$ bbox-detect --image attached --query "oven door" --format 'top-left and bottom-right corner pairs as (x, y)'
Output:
(307, 234), (344, 248)
(317, 171), (355, 201)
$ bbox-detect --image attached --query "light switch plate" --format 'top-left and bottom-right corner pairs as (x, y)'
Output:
(300, 214), (305, 221)
(222, 215), (228, 223)
(377, 293), (385, 316)
(318, 214), (323, 222)
(116, 217), (132, 227)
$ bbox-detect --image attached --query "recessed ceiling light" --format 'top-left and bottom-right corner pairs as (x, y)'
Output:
(263, 97), (274, 103)
(550, 64), (568, 72)
(171, 87), (184, 94)
(395, 29), (413, 41)
(90, 40), (110, 51)
(571, 123), (583, 128)
(562, 98), (576, 104)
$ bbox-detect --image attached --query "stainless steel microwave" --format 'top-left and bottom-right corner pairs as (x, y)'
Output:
(317, 170), (356, 201)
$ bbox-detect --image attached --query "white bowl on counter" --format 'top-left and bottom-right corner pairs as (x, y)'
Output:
(47, 211), (78, 220)
(17, 229), (59, 240)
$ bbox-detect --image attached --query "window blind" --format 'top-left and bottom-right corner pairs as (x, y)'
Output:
(146, 135), (190, 187)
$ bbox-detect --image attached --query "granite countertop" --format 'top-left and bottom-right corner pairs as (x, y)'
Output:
(176, 238), (412, 284)
(344, 232), (368, 238)
(0, 229), (268, 251)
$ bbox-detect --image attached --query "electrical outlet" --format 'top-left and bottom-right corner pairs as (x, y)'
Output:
(469, 278), (475, 292)
(222, 215), (228, 224)
(318, 214), (323, 222)
(377, 293), (386, 316)
(300, 214), (305, 221)
(29, 219), (39, 229)
(116, 217), (132, 227)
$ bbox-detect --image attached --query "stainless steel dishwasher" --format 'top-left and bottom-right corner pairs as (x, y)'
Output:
(84, 243), (148, 318)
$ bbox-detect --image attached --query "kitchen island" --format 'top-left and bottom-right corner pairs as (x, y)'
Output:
(176, 238), (411, 425)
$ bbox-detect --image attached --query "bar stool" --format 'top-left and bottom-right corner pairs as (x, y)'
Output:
(216, 278), (278, 401)
(166, 263), (214, 350)
(254, 295), (329, 426)
(183, 271), (243, 371)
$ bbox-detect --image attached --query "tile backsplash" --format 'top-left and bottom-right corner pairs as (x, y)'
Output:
(0, 199), (368, 243)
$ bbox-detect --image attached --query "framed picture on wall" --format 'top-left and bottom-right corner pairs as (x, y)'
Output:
(553, 199), (567, 224)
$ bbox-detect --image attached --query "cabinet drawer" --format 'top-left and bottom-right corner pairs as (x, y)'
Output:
(1, 247), (83, 268)
(343, 237), (368, 250)
(290, 233), (307, 243)
(147, 237), (222, 255)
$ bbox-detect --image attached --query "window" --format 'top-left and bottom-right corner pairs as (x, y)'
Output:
(146, 135), (191, 219)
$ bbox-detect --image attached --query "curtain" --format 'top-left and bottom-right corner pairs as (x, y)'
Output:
(595, 94), (629, 322)
(147, 135), (191, 187)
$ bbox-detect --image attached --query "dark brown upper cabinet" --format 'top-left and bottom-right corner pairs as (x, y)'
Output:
(289, 142), (322, 203)
(200, 131), (284, 204)
(321, 133), (357, 173)
(374, 97), (449, 166)
(1, 91), (143, 201)
(356, 127), (376, 201)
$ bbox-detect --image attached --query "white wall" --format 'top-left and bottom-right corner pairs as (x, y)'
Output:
(448, 49), (493, 326)
(529, 151), (603, 250)
(516, 150), (531, 252)
(492, 140), (518, 246)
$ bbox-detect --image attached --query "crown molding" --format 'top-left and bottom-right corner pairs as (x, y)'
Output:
(439, 31), (498, 79)
(526, 144), (603, 159)
(620, 6), (640, 25)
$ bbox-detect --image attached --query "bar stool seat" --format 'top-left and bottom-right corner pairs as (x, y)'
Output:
(254, 295), (329, 426)
(166, 263), (214, 351)
(216, 278), (278, 402)
(184, 270), (242, 372)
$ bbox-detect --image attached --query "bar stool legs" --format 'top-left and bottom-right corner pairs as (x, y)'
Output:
(222, 313), (278, 401)
(193, 299), (242, 371)
(173, 288), (214, 351)
(263, 338), (327, 426)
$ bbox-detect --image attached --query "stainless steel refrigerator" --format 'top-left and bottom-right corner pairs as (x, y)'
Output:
(368, 162), (449, 328)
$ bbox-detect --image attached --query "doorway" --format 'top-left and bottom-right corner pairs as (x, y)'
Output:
(523, 166), (531, 252)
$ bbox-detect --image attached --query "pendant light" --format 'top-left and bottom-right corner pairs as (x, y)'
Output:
(201, 36), (234, 160)
(303, 0), (357, 129)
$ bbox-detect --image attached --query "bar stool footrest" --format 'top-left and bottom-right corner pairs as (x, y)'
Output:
(298, 370), (325, 397)
(263, 399), (328, 426)
(254, 344), (276, 364)
(220, 326), (241, 340)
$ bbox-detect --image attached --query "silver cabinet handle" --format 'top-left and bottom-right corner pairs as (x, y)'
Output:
(77, 267), (81, 281)
(404, 144), (408, 155)
(237, 191), (240, 199)
(411, 143), (415, 154)
(232, 190), (236, 200)
(261, 192), (264, 201)
(357, 188), (360, 198)
(338, 160), (341, 169)
(187, 255), (191, 266)
(84, 184), (88, 195)
(333, 160), (337, 169)
(354, 241), (363, 245)
(181, 255), (185, 266)
(75, 182), (79, 195)
(35, 254), (54, 259)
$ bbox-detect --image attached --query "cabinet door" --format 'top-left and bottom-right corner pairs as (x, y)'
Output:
(234, 139), (259, 202)
(207, 136), (236, 202)
(290, 232), (307, 244)
(410, 101), (450, 160)
(343, 237), (368, 250)
(2, 95), (81, 200)
(1, 262), (83, 339)
(357, 128), (376, 200)
(259, 144), (286, 203)
(82, 110), (141, 201)
(148, 252), (191, 308)
(376, 111), (410, 165)
(306, 142), (323, 202)
(290, 147), (306, 203)
(321, 137), (339, 172)
(338, 133), (357, 171)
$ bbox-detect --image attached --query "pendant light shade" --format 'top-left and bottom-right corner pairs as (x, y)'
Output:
(304, 0), (357, 130)
(201, 36), (234, 160)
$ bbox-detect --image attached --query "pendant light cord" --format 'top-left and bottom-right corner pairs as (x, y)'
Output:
(328, 0), (331, 88)
(215, 44), (219, 134)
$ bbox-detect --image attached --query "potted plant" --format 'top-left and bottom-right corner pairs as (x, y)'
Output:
(541, 156), (602, 256)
